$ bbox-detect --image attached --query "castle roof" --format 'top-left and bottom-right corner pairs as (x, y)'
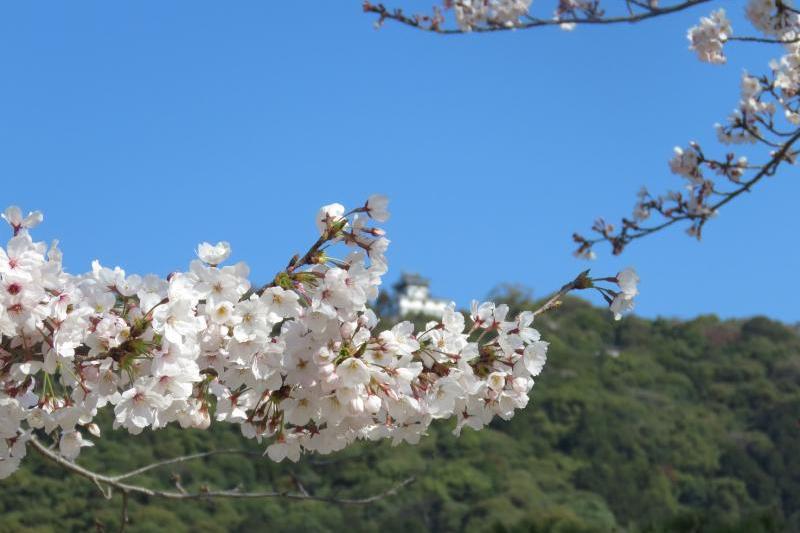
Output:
(394, 272), (430, 289)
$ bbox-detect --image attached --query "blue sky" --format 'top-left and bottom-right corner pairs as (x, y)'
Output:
(0, 1), (796, 322)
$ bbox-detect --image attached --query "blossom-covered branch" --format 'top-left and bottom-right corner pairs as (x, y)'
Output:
(574, 0), (800, 257)
(363, 0), (711, 33)
(363, 1), (800, 257)
(0, 195), (636, 493)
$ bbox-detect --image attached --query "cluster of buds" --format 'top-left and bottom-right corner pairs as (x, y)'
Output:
(0, 197), (637, 476)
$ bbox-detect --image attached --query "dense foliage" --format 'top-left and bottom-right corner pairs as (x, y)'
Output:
(1, 293), (797, 532)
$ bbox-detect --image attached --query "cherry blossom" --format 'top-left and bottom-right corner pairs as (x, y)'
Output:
(197, 241), (232, 266)
(1, 207), (43, 236)
(687, 9), (732, 64)
(0, 197), (636, 479)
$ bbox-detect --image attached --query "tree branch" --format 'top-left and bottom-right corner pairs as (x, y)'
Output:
(111, 449), (262, 481)
(364, 0), (712, 34)
(28, 435), (415, 505)
(576, 128), (800, 256)
(533, 270), (594, 317)
(728, 35), (800, 44)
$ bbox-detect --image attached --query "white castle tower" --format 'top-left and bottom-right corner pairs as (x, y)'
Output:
(393, 273), (449, 318)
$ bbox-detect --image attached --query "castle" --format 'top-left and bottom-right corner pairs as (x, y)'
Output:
(392, 273), (449, 318)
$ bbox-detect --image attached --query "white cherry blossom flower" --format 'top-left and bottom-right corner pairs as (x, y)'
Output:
(59, 430), (93, 460)
(196, 241), (231, 266)
(336, 358), (371, 387)
(2, 206), (43, 235)
(315, 203), (346, 235)
(617, 268), (640, 298)
(365, 194), (390, 222)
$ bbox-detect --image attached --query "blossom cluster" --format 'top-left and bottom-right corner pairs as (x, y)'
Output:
(0, 198), (637, 477)
(687, 9), (732, 64)
(688, 1), (800, 66)
(449, 0), (606, 32)
(454, 0), (532, 31)
(746, 0), (800, 36)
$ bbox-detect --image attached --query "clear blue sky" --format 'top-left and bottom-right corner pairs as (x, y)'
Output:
(0, 1), (796, 322)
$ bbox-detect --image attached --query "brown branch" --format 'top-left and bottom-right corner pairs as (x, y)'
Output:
(364, 0), (712, 34)
(111, 449), (262, 481)
(728, 35), (800, 44)
(533, 270), (594, 317)
(579, 128), (800, 255)
(28, 435), (415, 504)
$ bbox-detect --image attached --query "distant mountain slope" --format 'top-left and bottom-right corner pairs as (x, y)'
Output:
(1, 296), (798, 533)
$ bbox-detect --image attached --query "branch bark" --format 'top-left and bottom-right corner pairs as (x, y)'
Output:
(532, 270), (594, 317)
(578, 128), (800, 255)
(28, 435), (415, 504)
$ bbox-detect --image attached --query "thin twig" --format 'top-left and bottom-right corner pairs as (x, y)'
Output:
(112, 449), (261, 481)
(533, 270), (593, 317)
(28, 435), (415, 505)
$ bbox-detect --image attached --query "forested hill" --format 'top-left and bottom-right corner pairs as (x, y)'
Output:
(1, 296), (798, 533)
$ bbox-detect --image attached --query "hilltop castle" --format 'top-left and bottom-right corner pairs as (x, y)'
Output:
(392, 273), (449, 318)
